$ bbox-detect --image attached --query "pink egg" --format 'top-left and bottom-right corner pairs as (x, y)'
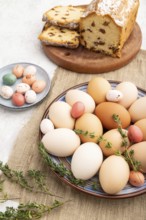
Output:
(71, 101), (85, 119)
(128, 125), (143, 143)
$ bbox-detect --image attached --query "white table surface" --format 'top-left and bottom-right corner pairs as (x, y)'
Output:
(0, 0), (145, 164)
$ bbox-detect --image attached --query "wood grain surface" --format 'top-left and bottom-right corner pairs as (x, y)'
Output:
(42, 23), (142, 74)
(5, 50), (146, 220)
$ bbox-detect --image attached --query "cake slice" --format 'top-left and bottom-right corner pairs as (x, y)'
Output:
(43, 5), (85, 30)
(80, 0), (139, 57)
(38, 24), (80, 48)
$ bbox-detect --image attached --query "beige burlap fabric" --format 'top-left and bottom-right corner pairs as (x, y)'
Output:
(4, 50), (146, 220)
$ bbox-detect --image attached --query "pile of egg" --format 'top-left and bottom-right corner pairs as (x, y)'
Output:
(0, 64), (46, 106)
(40, 77), (146, 195)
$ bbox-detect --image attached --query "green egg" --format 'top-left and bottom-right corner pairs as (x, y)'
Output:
(2, 73), (17, 86)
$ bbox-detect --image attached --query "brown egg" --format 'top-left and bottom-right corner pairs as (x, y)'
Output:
(87, 77), (111, 104)
(135, 119), (146, 141)
(75, 113), (103, 143)
(95, 102), (131, 129)
(32, 80), (46, 93)
(99, 129), (130, 156)
(128, 142), (146, 173)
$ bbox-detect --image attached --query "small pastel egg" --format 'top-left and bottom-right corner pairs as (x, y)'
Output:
(16, 83), (30, 94)
(129, 171), (145, 187)
(12, 64), (24, 78)
(22, 74), (36, 86)
(0, 86), (13, 99)
(2, 73), (17, 86)
(12, 93), (25, 106)
(25, 90), (37, 104)
(128, 125), (143, 143)
(40, 118), (54, 134)
(23, 65), (37, 76)
(71, 101), (85, 118)
(32, 80), (46, 93)
(106, 90), (123, 102)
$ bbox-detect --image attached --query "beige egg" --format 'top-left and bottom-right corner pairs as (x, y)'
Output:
(32, 80), (46, 93)
(95, 102), (131, 130)
(116, 81), (138, 108)
(48, 101), (75, 129)
(87, 77), (111, 104)
(99, 129), (130, 156)
(135, 119), (146, 141)
(128, 97), (146, 123)
(42, 128), (80, 157)
(75, 113), (103, 143)
(65, 89), (95, 113)
(99, 155), (130, 194)
(128, 142), (146, 173)
(71, 142), (103, 180)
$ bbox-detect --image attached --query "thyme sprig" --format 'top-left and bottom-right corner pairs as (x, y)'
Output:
(0, 162), (59, 197)
(0, 200), (63, 220)
(39, 143), (85, 186)
(112, 114), (141, 171)
(74, 129), (96, 139)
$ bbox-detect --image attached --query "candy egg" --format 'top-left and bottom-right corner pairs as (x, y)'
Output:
(23, 65), (37, 76)
(22, 74), (36, 86)
(16, 83), (30, 94)
(106, 90), (123, 102)
(40, 118), (54, 134)
(128, 125), (143, 143)
(25, 90), (37, 104)
(12, 64), (24, 78)
(0, 86), (13, 99)
(71, 101), (85, 118)
(12, 93), (25, 106)
(3, 73), (17, 86)
(32, 80), (46, 93)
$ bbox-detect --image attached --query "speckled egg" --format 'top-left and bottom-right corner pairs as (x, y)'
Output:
(12, 64), (24, 78)
(25, 90), (37, 103)
(23, 65), (37, 76)
(32, 80), (46, 93)
(2, 73), (17, 86)
(16, 83), (30, 94)
(0, 86), (13, 99)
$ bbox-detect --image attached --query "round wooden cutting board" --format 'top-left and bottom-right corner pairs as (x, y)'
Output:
(42, 23), (142, 74)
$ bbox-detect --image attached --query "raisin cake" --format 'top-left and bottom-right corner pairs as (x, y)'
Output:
(80, 0), (139, 57)
(43, 5), (85, 30)
(38, 24), (80, 48)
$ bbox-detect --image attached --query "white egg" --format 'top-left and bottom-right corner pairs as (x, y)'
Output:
(71, 142), (103, 180)
(106, 90), (123, 102)
(42, 128), (81, 157)
(40, 118), (54, 134)
(16, 83), (30, 94)
(65, 89), (95, 113)
(0, 86), (13, 99)
(48, 101), (75, 129)
(23, 65), (37, 76)
(25, 90), (37, 103)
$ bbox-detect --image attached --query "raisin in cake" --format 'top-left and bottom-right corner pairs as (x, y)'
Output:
(38, 24), (80, 49)
(43, 5), (85, 30)
(80, 0), (139, 57)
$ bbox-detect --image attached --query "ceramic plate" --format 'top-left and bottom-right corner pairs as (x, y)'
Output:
(0, 62), (51, 110)
(40, 81), (146, 199)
